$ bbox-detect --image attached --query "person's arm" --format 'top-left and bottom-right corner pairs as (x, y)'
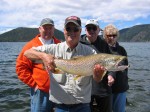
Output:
(24, 48), (55, 71)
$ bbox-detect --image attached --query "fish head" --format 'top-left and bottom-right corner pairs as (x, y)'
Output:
(102, 54), (128, 71)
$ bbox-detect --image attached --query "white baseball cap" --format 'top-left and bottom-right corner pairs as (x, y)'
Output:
(85, 19), (99, 27)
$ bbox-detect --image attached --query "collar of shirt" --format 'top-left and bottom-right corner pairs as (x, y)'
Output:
(39, 37), (54, 45)
(64, 41), (81, 53)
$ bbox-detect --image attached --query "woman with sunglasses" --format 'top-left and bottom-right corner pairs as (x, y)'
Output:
(103, 24), (129, 112)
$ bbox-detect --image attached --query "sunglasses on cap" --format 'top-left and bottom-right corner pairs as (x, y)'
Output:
(86, 26), (97, 31)
(65, 27), (80, 32)
(107, 34), (117, 38)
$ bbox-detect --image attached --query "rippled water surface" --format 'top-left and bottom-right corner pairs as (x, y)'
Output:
(0, 42), (150, 112)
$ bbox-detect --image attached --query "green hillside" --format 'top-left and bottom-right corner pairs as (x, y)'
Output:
(0, 27), (65, 42)
(118, 24), (150, 42)
(0, 24), (150, 42)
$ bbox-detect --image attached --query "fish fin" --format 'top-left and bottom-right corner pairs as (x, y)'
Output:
(42, 63), (46, 70)
(53, 68), (65, 74)
(74, 75), (82, 80)
(100, 71), (107, 81)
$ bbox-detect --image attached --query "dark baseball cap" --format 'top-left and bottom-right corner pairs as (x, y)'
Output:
(40, 18), (54, 26)
(64, 16), (81, 27)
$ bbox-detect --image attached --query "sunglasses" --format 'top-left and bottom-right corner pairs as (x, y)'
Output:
(107, 34), (117, 38)
(65, 27), (80, 32)
(86, 26), (97, 31)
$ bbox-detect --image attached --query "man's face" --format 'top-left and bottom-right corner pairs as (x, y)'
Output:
(39, 24), (54, 40)
(64, 22), (81, 49)
(85, 25), (100, 43)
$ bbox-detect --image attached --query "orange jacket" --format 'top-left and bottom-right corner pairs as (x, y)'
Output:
(16, 34), (61, 93)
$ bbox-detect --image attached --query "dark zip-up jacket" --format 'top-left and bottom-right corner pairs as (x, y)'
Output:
(108, 42), (129, 93)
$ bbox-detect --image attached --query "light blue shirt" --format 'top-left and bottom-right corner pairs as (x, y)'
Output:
(33, 41), (96, 104)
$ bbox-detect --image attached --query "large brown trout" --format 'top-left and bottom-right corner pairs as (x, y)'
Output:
(53, 53), (129, 77)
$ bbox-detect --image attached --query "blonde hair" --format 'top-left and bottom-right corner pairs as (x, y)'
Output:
(103, 24), (119, 38)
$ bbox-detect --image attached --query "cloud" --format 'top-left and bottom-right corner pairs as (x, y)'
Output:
(0, 27), (14, 34)
(0, 0), (150, 33)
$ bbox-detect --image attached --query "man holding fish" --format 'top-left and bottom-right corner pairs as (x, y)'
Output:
(24, 16), (128, 112)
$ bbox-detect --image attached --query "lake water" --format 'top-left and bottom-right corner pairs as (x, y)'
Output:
(0, 42), (150, 112)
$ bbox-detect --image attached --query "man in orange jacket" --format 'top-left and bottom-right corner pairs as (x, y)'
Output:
(16, 18), (61, 112)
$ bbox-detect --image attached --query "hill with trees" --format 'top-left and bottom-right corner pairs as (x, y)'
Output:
(0, 27), (65, 42)
(0, 24), (150, 42)
(118, 24), (150, 42)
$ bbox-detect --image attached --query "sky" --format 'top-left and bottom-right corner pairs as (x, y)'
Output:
(0, 0), (150, 34)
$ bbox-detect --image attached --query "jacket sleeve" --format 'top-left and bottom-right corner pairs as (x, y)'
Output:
(16, 46), (36, 88)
